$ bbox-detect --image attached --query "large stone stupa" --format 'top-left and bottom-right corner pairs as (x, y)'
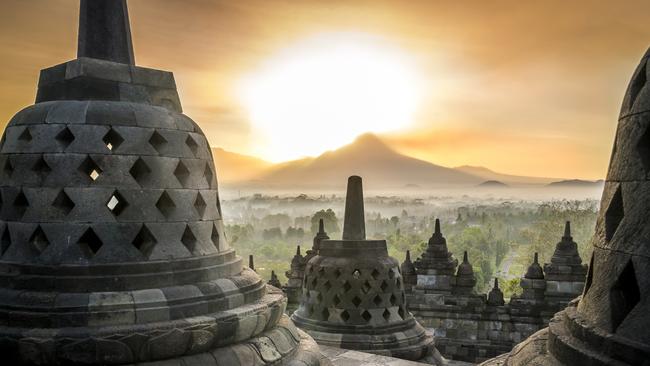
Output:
(291, 176), (441, 364)
(481, 48), (650, 366)
(0, 1), (327, 365)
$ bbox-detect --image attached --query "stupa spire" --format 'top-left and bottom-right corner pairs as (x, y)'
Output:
(435, 218), (441, 234)
(78, 0), (135, 64)
(563, 221), (572, 239)
(342, 175), (366, 240)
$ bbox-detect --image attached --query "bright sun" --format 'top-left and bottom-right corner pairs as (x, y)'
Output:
(238, 33), (423, 162)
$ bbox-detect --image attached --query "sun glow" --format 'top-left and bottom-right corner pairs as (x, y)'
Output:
(238, 34), (423, 162)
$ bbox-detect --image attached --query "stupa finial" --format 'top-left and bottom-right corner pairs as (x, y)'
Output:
(318, 218), (325, 234)
(342, 175), (366, 240)
(563, 221), (572, 239)
(78, 0), (135, 64)
(435, 218), (441, 234)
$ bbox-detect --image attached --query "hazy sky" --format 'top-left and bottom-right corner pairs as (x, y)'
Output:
(1, 0), (650, 179)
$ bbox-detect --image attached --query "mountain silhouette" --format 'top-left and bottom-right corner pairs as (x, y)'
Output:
(257, 133), (482, 189)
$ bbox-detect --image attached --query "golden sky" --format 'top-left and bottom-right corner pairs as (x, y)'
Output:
(2, 0), (650, 179)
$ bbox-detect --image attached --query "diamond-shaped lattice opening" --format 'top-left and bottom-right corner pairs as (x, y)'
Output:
(79, 156), (102, 182)
(194, 192), (207, 218)
(605, 186), (624, 241)
(318, 267), (325, 276)
(361, 310), (372, 322)
(351, 296), (362, 308)
(610, 260), (641, 332)
(52, 189), (74, 215)
(55, 127), (75, 148)
(343, 281), (352, 292)
(383, 309), (391, 322)
(106, 191), (128, 216)
(323, 280), (332, 291)
(14, 190), (28, 218)
(132, 225), (157, 258)
(78, 228), (103, 257)
(4, 158), (13, 178)
(186, 134), (199, 156)
(333, 294), (341, 306)
(390, 294), (398, 306)
(371, 268), (380, 280)
(334, 268), (342, 278)
(583, 253), (595, 296)
(388, 268), (395, 279)
(174, 160), (190, 187)
(18, 127), (32, 142)
(211, 224), (220, 249)
(340, 310), (350, 322)
(103, 128), (124, 151)
(29, 226), (49, 253)
(148, 130), (167, 153)
(398, 306), (406, 320)
(637, 125), (650, 173)
(380, 280), (389, 292)
(156, 191), (176, 218)
(316, 293), (323, 302)
(204, 163), (214, 186)
(181, 225), (197, 253)
(373, 295), (382, 306)
(129, 158), (151, 186)
(352, 269), (361, 278)
(32, 155), (51, 179)
(628, 62), (647, 108)
(311, 277), (318, 288)
(321, 307), (330, 321)
(362, 280), (372, 294)
(1, 227), (10, 256)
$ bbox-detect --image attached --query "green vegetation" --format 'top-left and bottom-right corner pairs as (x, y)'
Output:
(223, 195), (598, 292)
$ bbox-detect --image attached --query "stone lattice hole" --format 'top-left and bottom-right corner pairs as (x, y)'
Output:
(4, 158), (13, 178)
(129, 158), (151, 186)
(351, 296), (362, 308)
(55, 127), (75, 148)
(605, 186), (624, 241)
(371, 268), (380, 280)
(361, 310), (372, 322)
(181, 225), (197, 253)
(390, 294), (397, 306)
(29, 226), (49, 253)
(323, 280), (332, 291)
(1, 227), (10, 256)
(204, 163), (213, 186)
(343, 281), (352, 292)
(185, 134), (199, 156)
(14, 190), (29, 218)
(610, 260), (641, 332)
(211, 223), (220, 249)
(106, 191), (128, 216)
(362, 280), (372, 294)
(380, 280), (389, 292)
(79, 156), (102, 182)
(174, 160), (190, 187)
(382, 309), (391, 322)
(156, 191), (176, 218)
(18, 127), (32, 142)
(103, 128), (124, 151)
(340, 310), (350, 322)
(52, 189), (75, 215)
(132, 225), (157, 258)
(194, 192), (207, 218)
(32, 155), (51, 179)
(148, 130), (167, 153)
(78, 228), (103, 257)
(398, 306), (406, 320)
(373, 295), (382, 306)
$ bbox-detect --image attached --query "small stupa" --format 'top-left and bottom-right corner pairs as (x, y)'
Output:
(291, 176), (441, 364)
(0, 1), (327, 364)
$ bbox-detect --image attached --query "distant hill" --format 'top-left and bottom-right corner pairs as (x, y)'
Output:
(478, 180), (509, 188)
(256, 133), (483, 189)
(547, 179), (605, 188)
(211, 148), (273, 183)
(456, 165), (558, 185)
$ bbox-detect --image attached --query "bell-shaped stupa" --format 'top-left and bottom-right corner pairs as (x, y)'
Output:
(481, 48), (650, 366)
(0, 1), (327, 365)
(291, 176), (440, 364)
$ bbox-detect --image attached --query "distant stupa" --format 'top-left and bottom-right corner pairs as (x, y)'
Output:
(0, 1), (327, 364)
(291, 176), (442, 364)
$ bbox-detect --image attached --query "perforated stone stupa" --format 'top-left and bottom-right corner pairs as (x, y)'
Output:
(480, 47), (650, 366)
(0, 1), (327, 365)
(291, 176), (441, 364)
